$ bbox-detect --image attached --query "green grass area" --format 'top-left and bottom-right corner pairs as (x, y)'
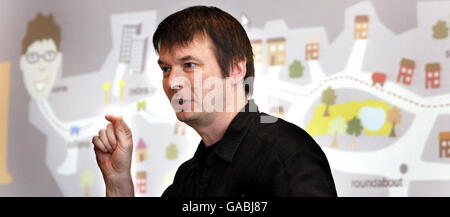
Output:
(306, 99), (392, 137)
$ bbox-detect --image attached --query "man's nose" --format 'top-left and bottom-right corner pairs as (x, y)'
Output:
(168, 69), (185, 93)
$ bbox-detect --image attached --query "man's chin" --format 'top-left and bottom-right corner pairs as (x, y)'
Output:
(175, 111), (195, 123)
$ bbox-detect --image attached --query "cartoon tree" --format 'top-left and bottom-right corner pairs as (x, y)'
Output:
(289, 60), (304, 78)
(432, 20), (449, 39)
(321, 87), (336, 116)
(166, 143), (179, 160)
(346, 116), (363, 149)
(387, 106), (402, 138)
(328, 116), (347, 147)
(80, 169), (94, 197)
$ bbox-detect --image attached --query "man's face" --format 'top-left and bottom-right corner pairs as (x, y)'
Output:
(158, 35), (226, 125)
(20, 39), (62, 101)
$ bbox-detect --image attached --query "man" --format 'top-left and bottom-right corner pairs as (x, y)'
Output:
(92, 6), (337, 197)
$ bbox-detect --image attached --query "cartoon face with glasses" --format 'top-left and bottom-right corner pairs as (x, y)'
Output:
(20, 13), (62, 101)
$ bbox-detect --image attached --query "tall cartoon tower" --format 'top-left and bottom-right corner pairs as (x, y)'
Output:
(119, 21), (148, 73)
(354, 15), (369, 40)
(119, 21), (141, 63)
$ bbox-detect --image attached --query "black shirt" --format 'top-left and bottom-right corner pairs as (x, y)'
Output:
(162, 99), (337, 197)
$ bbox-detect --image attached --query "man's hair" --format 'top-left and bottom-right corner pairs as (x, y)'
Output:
(21, 12), (61, 54)
(153, 6), (254, 98)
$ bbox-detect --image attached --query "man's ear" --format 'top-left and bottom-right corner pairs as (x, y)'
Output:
(229, 58), (247, 85)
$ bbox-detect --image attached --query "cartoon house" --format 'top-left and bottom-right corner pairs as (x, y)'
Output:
(397, 58), (416, 85)
(174, 121), (186, 136)
(137, 101), (146, 111)
(439, 132), (450, 158)
(251, 39), (262, 63)
(425, 63), (441, 89)
(354, 15), (369, 40)
(135, 171), (147, 194)
(305, 37), (319, 60)
(267, 37), (286, 66)
(70, 126), (80, 136)
(135, 138), (147, 163)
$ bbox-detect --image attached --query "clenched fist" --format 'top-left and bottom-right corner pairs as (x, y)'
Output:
(92, 114), (135, 197)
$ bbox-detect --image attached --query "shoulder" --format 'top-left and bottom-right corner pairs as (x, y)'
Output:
(176, 158), (194, 175)
(250, 112), (326, 162)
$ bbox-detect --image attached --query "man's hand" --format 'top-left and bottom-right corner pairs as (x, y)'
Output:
(92, 114), (134, 196)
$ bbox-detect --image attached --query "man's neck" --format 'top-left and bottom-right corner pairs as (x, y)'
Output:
(193, 98), (248, 147)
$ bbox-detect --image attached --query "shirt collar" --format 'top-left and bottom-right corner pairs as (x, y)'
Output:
(191, 99), (259, 169)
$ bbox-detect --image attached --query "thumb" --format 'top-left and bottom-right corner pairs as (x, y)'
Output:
(105, 115), (133, 150)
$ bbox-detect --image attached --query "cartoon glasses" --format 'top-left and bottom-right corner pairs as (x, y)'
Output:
(25, 50), (58, 64)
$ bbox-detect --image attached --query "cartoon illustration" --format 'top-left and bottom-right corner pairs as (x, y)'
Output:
(119, 21), (148, 73)
(267, 37), (286, 66)
(432, 20), (449, 39)
(305, 37), (319, 60)
(70, 126), (80, 136)
(166, 143), (178, 160)
(20, 13), (62, 102)
(354, 15), (369, 40)
(269, 106), (285, 119)
(371, 72), (386, 87)
(137, 101), (146, 111)
(119, 80), (125, 100)
(439, 132), (450, 158)
(135, 171), (147, 194)
(346, 116), (363, 148)
(251, 39), (262, 63)
(397, 58), (415, 86)
(0, 62), (12, 184)
(19, 13), (110, 175)
(103, 81), (110, 105)
(321, 86), (336, 116)
(174, 121), (186, 136)
(387, 106), (402, 137)
(328, 116), (347, 147)
(80, 169), (94, 197)
(289, 60), (304, 79)
(425, 63), (441, 89)
(135, 138), (148, 163)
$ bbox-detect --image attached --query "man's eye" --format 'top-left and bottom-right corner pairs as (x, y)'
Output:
(184, 62), (196, 68)
(161, 67), (171, 73)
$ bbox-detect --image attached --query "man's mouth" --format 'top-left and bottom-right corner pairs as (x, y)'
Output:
(34, 77), (48, 92)
(177, 97), (191, 105)
(172, 96), (192, 111)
